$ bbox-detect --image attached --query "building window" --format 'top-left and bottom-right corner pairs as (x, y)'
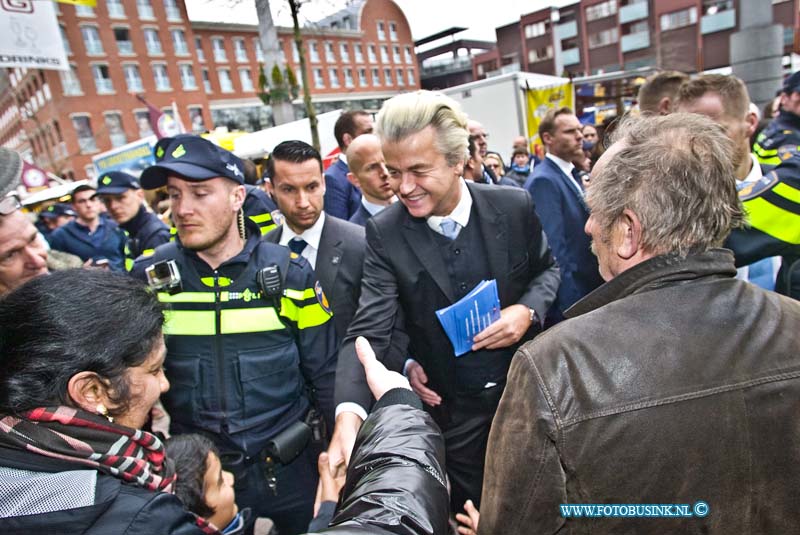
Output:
(389, 21), (398, 41)
(380, 45), (389, 63)
(72, 115), (98, 154)
(137, 0), (154, 20)
(134, 110), (153, 137)
(325, 41), (336, 62)
(188, 107), (206, 133)
(344, 68), (354, 87)
(340, 42), (350, 62)
(309, 41), (320, 62)
(404, 46), (412, 64)
(313, 68), (325, 88)
(122, 64), (142, 93)
(292, 41), (300, 61)
(143, 28), (163, 55)
(371, 67), (380, 86)
(180, 64), (197, 89)
(407, 68), (415, 86)
(233, 38), (248, 62)
(92, 65), (114, 94)
(76, 4), (94, 16)
(164, 0), (181, 21)
(588, 28), (619, 48)
(114, 28), (134, 55)
(384, 67), (392, 86)
(239, 68), (253, 91)
(195, 37), (205, 62)
(81, 26), (104, 55)
(202, 69), (212, 92)
(392, 45), (401, 63)
(171, 29), (189, 56)
(218, 68), (233, 92)
(254, 39), (264, 62)
(377, 21), (386, 40)
(358, 67), (367, 87)
(60, 66), (82, 96)
(329, 67), (339, 88)
(212, 38), (227, 62)
(396, 68), (404, 86)
(368, 44), (377, 63)
(60, 26), (72, 55)
(585, 0), (617, 22)
(525, 20), (549, 39)
(105, 112), (127, 147)
(354, 43), (364, 63)
(528, 46), (553, 63)
(660, 7), (698, 31)
(107, 0), (125, 18)
(152, 64), (171, 90)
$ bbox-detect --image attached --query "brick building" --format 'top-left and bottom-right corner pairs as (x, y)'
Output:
(473, 0), (799, 79)
(0, 0), (418, 179)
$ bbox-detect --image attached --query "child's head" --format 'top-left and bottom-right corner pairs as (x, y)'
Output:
(512, 148), (530, 167)
(167, 434), (238, 529)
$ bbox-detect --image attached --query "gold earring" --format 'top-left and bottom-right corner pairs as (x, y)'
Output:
(96, 403), (114, 423)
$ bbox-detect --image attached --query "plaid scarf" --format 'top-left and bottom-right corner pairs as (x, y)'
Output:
(0, 406), (176, 492)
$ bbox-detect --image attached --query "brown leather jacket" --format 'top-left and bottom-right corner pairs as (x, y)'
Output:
(480, 249), (800, 534)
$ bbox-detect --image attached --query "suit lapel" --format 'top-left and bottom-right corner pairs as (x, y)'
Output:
(317, 220), (342, 295)
(401, 213), (455, 303)
(549, 158), (589, 213)
(469, 184), (510, 297)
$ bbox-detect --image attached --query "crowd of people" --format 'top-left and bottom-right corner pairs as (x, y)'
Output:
(0, 69), (799, 535)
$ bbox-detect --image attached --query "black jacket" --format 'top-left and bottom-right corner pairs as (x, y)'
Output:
(480, 249), (800, 534)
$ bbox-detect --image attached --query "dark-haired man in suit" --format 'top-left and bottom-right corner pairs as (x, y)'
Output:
(323, 110), (373, 220)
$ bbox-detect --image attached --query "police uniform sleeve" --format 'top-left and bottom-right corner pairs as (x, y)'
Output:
(280, 254), (337, 430)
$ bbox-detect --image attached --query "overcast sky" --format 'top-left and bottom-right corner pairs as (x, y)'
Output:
(185, 0), (576, 46)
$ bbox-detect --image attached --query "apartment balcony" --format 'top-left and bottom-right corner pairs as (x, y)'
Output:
(420, 56), (473, 77)
(619, 2), (648, 25)
(555, 20), (578, 41)
(621, 30), (650, 53)
(562, 47), (580, 66)
(701, 9), (736, 35)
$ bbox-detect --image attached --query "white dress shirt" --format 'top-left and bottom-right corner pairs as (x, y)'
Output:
(278, 212), (325, 269)
(546, 153), (583, 197)
(426, 178), (472, 235)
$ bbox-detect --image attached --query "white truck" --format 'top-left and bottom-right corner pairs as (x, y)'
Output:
(441, 71), (572, 159)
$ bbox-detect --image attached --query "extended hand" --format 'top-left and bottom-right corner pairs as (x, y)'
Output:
(405, 360), (442, 407)
(356, 336), (410, 400)
(471, 304), (531, 351)
(456, 499), (480, 535)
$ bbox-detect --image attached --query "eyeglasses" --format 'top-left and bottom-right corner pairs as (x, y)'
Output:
(0, 194), (21, 216)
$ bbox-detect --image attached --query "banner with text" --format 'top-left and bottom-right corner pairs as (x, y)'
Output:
(525, 82), (574, 158)
(0, 0), (68, 71)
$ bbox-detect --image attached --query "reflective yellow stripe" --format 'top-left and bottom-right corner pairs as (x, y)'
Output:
(163, 310), (215, 335)
(284, 288), (316, 300)
(220, 307), (284, 333)
(249, 213), (273, 224)
(125, 258), (134, 271)
(280, 297), (332, 328)
(756, 155), (782, 165)
(158, 292), (216, 303)
(744, 197), (800, 244)
(774, 181), (800, 204)
(142, 248), (155, 256)
(258, 222), (277, 236)
(200, 276), (232, 287)
(753, 145), (777, 157)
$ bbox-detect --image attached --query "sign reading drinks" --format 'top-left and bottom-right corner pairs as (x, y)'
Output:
(0, 0), (68, 70)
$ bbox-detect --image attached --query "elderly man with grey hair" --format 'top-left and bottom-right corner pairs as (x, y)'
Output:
(474, 113), (800, 534)
(331, 90), (559, 514)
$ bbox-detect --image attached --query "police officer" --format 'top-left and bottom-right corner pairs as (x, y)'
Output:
(36, 203), (76, 243)
(133, 135), (337, 534)
(753, 71), (800, 166)
(96, 171), (169, 270)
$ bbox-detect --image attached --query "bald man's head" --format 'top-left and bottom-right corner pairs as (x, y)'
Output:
(346, 134), (393, 204)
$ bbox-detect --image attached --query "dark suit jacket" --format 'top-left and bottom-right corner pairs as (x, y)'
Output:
(265, 215), (364, 340)
(323, 159), (361, 220)
(524, 157), (602, 316)
(336, 182), (560, 409)
(348, 204), (371, 227)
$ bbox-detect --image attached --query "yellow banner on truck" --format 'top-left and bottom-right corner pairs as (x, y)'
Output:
(526, 82), (574, 158)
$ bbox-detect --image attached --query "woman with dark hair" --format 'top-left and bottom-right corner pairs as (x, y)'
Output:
(0, 269), (205, 534)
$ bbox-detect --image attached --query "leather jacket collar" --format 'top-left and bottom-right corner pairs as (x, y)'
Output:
(566, 248), (737, 318)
